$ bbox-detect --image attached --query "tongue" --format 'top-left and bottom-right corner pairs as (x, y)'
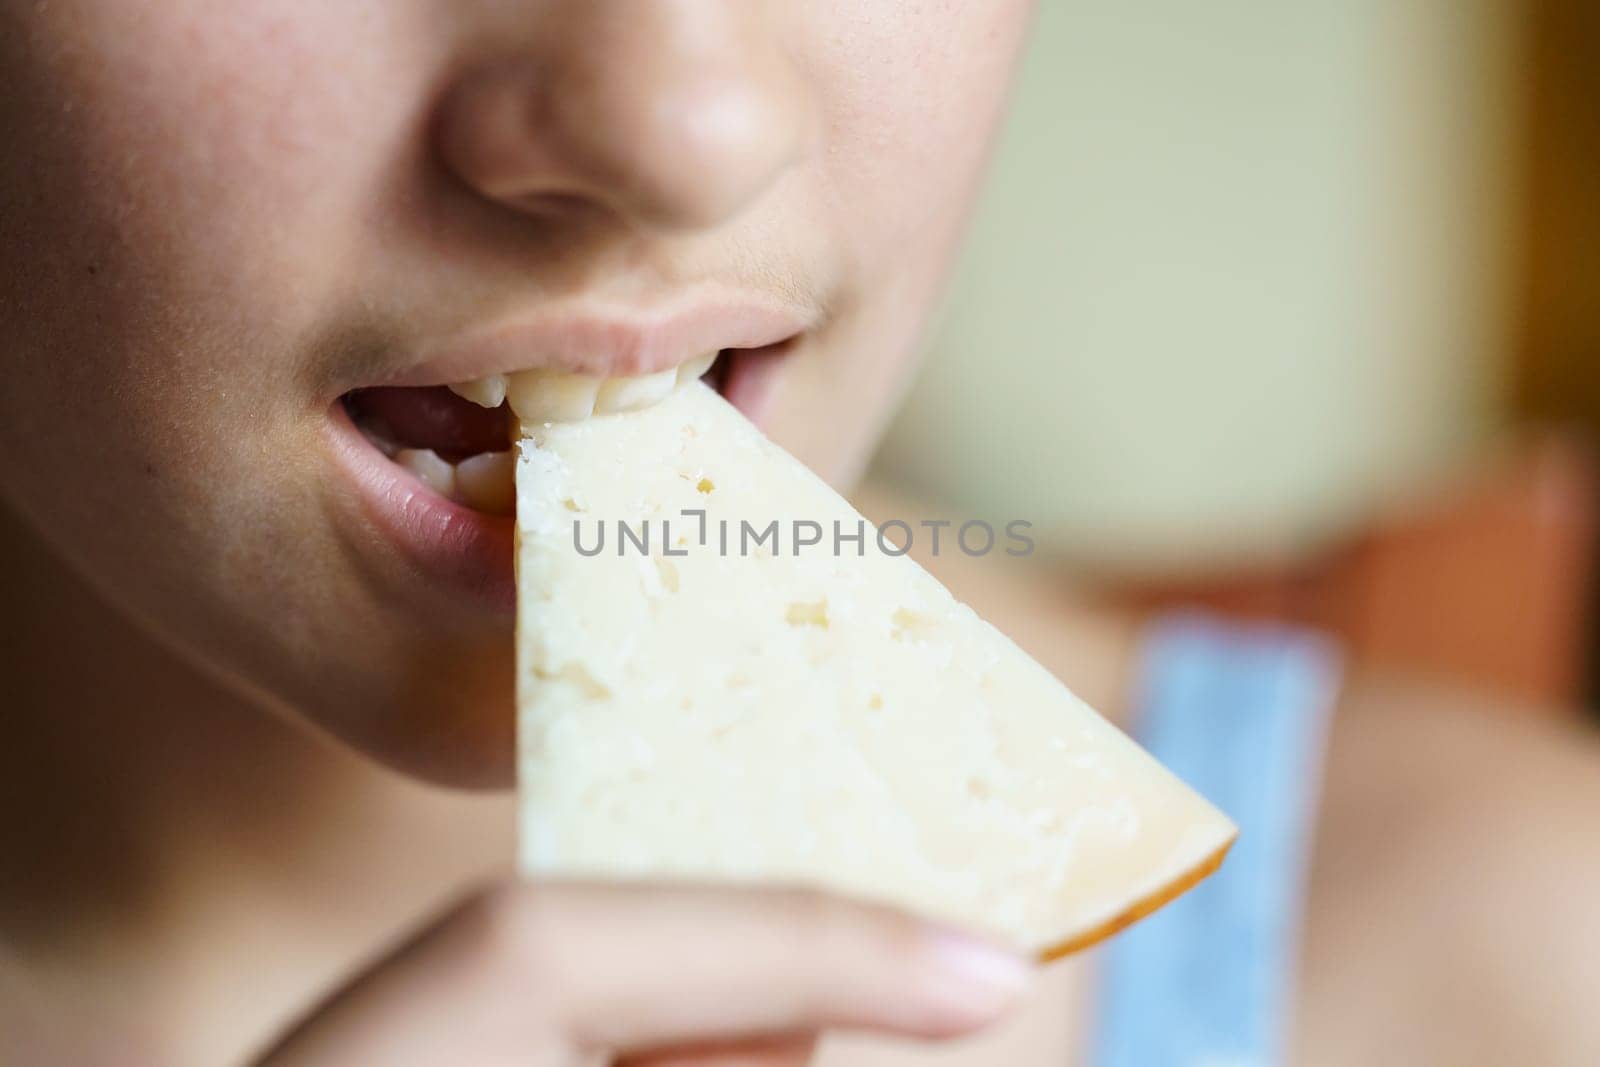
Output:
(346, 386), (512, 460)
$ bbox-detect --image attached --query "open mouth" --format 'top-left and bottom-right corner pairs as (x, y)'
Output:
(337, 346), (780, 518)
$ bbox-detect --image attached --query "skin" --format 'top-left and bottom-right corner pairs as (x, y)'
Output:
(5, 3), (1600, 1066)
(0, 2), (1038, 1064)
(0, 0), (1028, 786)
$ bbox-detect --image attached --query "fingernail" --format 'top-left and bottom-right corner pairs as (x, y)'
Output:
(921, 928), (1032, 1026)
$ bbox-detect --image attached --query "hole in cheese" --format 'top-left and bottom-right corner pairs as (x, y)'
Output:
(785, 599), (829, 628)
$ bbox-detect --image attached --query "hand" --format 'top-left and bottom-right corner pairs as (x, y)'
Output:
(252, 881), (1032, 1066)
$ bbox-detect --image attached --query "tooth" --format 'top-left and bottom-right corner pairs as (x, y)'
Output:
(506, 370), (601, 423)
(595, 369), (677, 414)
(454, 451), (516, 515)
(448, 374), (508, 409)
(396, 449), (457, 498)
(355, 414), (402, 459)
(676, 351), (719, 385)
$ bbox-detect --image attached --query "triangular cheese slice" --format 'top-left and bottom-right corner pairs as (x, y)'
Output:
(515, 381), (1235, 958)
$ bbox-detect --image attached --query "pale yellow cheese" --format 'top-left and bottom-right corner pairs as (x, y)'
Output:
(515, 382), (1235, 957)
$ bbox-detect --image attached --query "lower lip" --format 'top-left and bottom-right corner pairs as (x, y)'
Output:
(323, 403), (517, 615)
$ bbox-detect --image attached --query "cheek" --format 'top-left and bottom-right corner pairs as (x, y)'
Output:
(767, 2), (1031, 480)
(0, 1), (422, 395)
(0, 1), (426, 525)
(0, 3), (435, 687)
(815, 1), (1032, 273)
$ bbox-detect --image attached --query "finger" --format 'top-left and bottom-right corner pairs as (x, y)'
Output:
(512, 882), (1032, 1052)
(621, 1033), (819, 1067)
(255, 881), (1030, 1066)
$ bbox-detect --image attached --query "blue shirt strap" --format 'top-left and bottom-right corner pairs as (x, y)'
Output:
(1089, 614), (1341, 1067)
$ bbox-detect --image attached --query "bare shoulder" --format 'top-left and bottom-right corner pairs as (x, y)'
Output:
(1297, 674), (1600, 1067)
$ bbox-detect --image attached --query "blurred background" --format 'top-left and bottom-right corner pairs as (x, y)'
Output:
(869, 0), (1599, 718)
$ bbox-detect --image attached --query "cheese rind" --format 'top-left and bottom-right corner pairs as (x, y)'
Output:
(516, 383), (1235, 956)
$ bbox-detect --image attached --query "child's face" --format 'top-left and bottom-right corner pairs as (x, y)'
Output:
(0, 2), (1031, 784)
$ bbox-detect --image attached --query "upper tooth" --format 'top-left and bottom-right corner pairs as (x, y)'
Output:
(506, 370), (601, 424)
(448, 374), (507, 409)
(503, 359), (716, 424)
(396, 449), (457, 497)
(595, 369), (677, 414)
(676, 351), (719, 384)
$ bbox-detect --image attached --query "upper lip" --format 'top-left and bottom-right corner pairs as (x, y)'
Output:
(372, 292), (814, 390)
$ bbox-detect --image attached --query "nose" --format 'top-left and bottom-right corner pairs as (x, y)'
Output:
(436, 1), (813, 232)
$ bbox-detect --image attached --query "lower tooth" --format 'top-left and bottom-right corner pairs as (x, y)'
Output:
(454, 450), (516, 515)
(396, 448), (457, 498)
(355, 415), (402, 458)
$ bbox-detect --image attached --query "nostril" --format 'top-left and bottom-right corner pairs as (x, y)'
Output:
(434, 63), (562, 209)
